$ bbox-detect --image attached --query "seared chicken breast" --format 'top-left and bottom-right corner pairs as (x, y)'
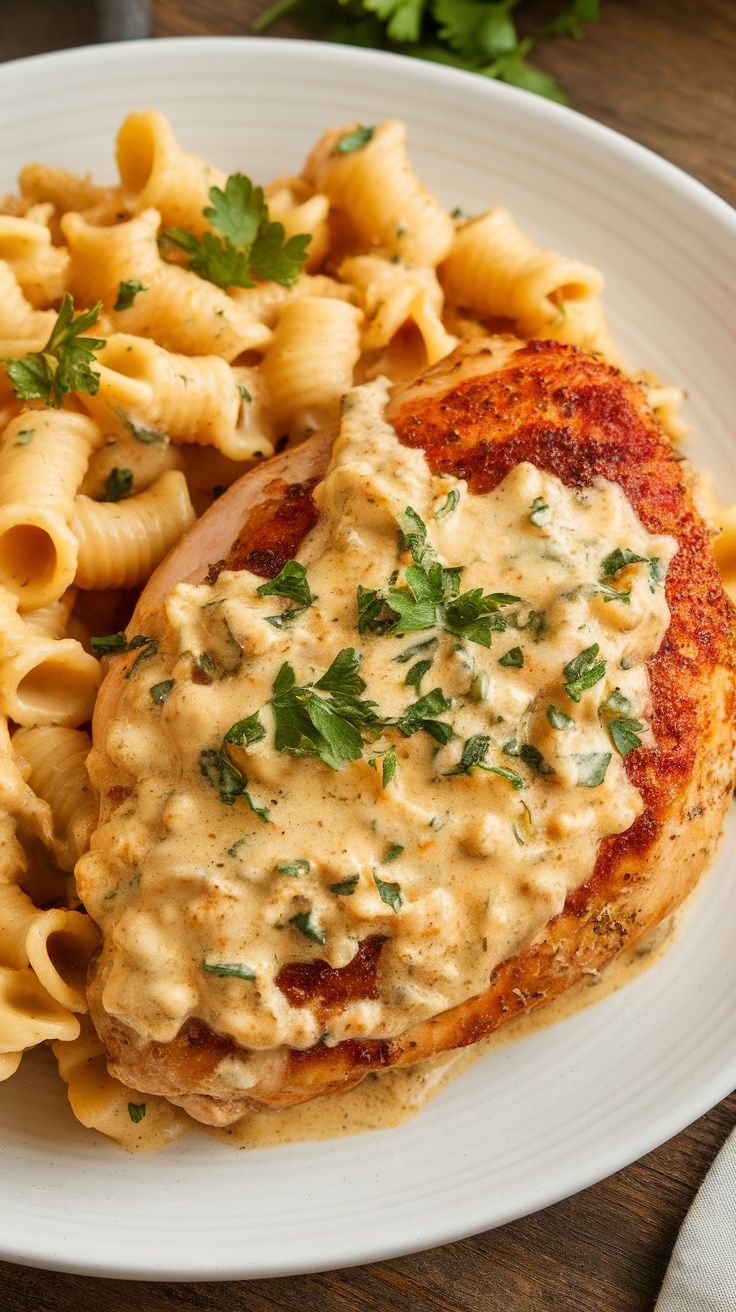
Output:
(78, 338), (736, 1125)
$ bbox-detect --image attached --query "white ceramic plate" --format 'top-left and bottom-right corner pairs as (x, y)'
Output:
(0, 35), (735, 1282)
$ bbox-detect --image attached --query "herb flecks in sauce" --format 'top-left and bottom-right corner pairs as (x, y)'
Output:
(83, 380), (676, 1057)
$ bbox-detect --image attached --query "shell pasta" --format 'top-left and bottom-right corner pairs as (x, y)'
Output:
(0, 108), (701, 1147)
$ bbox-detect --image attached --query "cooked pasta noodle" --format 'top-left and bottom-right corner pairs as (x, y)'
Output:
(0, 588), (101, 727)
(306, 120), (455, 267)
(82, 334), (246, 458)
(0, 262), (56, 339)
(12, 726), (96, 872)
(0, 216), (70, 307)
(261, 295), (363, 441)
(0, 966), (79, 1051)
(71, 469), (196, 590)
(439, 206), (605, 340)
(0, 410), (102, 609)
(116, 109), (226, 233)
(63, 208), (270, 361)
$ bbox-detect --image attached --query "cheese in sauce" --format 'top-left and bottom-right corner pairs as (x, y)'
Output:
(79, 378), (676, 1089)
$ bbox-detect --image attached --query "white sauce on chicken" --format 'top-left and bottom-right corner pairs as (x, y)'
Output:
(80, 378), (676, 1083)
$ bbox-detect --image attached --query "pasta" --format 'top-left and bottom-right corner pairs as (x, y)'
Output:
(0, 108), (710, 1149)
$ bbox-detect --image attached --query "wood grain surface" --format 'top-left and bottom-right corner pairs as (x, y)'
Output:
(0, 1), (734, 1308)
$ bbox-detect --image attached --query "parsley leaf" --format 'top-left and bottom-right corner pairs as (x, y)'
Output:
(563, 643), (606, 702)
(381, 842), (404, 863)
(259, 560), (316, 627)
(3, 293), (104, 408)
(163, 173), (310, 290)
(373, 870), (402, 912)
(150, 679), (175, 706)
(600, 547), (647, 580)
(444, 733), (491, 775)
(330, 874), (360, 895)
(127, 1103), (146, 1123)
(114, 279), (147, 311)
(276, 859), (311, 877)
(203, 960), (256, 980)
(609, 717), (644, 756)
(435, 488), (460, 520)
(404, 657), (432, 692)
(290, 910), (326, 944)
(498, 645), (523, 668)
(270, 652), (379, 770)
(336, 126), (375, 152)
(360, 507), (519, 646)
(223, 712), (267, 748)
(102, 467), (133, 503)
(394, 687), (453, 744)
(600, 689), (632, 715)
(529, 496), (550, 526)
(382, 746), (397, 787)
(574, 751), (611, 787)
(547, 704), (574, 730)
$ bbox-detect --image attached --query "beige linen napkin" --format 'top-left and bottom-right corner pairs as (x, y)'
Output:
(656, 1127), (736, 1311)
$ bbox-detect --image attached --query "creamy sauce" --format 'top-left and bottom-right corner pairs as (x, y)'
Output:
(208, 907), (683, 1151)
(79, 377), (676, 1096)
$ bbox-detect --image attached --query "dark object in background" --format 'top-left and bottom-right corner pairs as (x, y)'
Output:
(0, 0), (149, 62)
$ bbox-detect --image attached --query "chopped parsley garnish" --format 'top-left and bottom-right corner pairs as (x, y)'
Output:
(227, 837), (248, 857)
(257, 560), (315, 627)
(600, 547), (647, 579)
(649, 558), (664, 592)
(90, 633), (158, 677)
(276, 859), (311, 877)
(373, 871), (402, 913)
(547, 704), (574, 730)
(121, 413), (168, 445)
(404, 658), (432, 692)
(381, 842), (404, 864)
(199, 716), (269, 820)
(90, 630), (129, 654)
(394, 687), (453, 744)
(125, 638), (159, 679)
(269, 650), (379, 770)
(393, 636), (438, 665)
(444, 733), (491, 776)
(435, 488), (460, 520)
(149, 679), (175, 706)
(238, 384), (252, 402)
(192, 652), (217, 683)
(600, 689), (632, 715)
(336, 126), (374, 153)
(563, 643), (606, 702)
(498, 646), (524, 668)
(470, 670), (489, 701)
(127, 1103), (146, 1123)
(14, 427), (34, 446)
(102, 466), (133, 503)
(529, 496), (550, 526)
(503, 740), (554, 776)
(162, 173), (310, 290)
(358, 507), (519, 647)
(513, 608), (546, 640)
(329, 874), (359, 895)
(609, 717), (644, 756)
(223, 712), (267, 749)
(203, 960), (256, 980)
(512, 823), (525, 846)
(289, 910), (326, 944)
(574, 751), (611, 787)
(2, 293), (104, 408)
(114, 279), (147, 311)
(382, 746), (397, 787)
(444, 734), (524, 788)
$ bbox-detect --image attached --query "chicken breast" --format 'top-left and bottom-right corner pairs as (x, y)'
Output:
(78, 338), (736, 1126)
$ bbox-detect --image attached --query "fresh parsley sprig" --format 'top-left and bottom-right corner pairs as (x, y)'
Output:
(162, 173), (311, 290)
(269, 649), (381, 770)
(3, 293), (105, 408)
(257, 560), (315, 627)
(254, 0), (600, 104)
(358, 507), (519, 647)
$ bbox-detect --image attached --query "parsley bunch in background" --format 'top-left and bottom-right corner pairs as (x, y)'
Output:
(254, 0), (600, 102)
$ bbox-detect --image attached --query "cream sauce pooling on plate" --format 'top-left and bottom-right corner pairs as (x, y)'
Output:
(80, 378), (676, 1064)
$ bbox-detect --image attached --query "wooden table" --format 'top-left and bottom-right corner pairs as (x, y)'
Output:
(0, 1), (734, 1307)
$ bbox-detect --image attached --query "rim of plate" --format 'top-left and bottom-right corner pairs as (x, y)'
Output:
(0, 35), (734, 1282)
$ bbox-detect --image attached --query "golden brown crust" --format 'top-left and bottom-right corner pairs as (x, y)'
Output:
(88, 339), (736, 1122)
